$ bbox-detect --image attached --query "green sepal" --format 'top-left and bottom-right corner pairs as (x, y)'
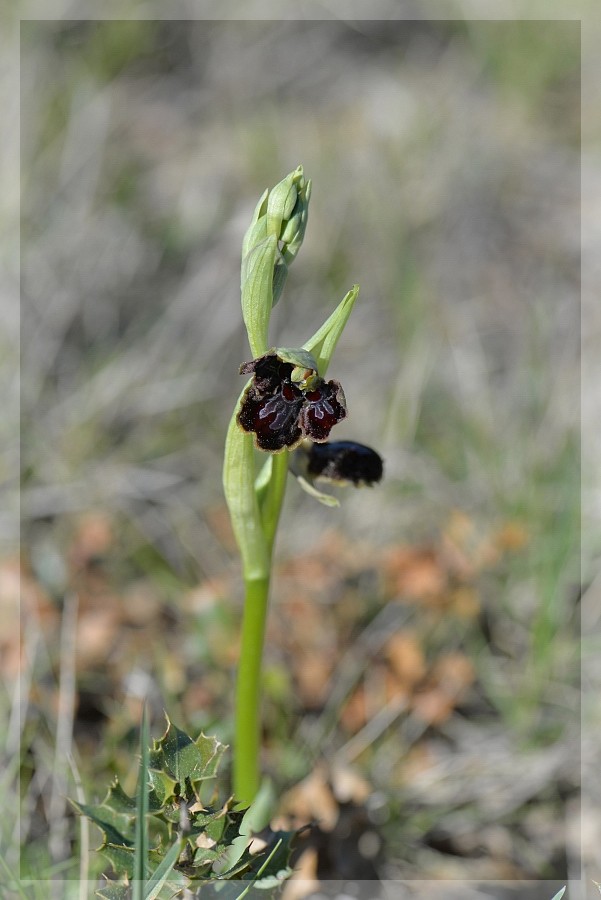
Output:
(280, 173), (311, 266)
(303, 284), (360, 375)
(272, 347), (318, 373)
(295, 473), (340, 507)
(265, 170), (298, 240)
(241, 189), (268, 261)
(241, 233), (278, 359)
(272, 255), (288, 309)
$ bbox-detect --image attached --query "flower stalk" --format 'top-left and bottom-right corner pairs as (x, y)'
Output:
(223, 166), (361, 805)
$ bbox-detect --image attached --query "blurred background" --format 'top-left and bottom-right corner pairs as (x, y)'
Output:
(5, 12), (596, 895)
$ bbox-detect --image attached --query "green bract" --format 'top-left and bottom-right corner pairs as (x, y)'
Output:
(272, 346), (318, 373)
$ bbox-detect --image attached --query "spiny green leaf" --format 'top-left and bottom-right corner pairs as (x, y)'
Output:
(76, 778), (163, 832)
(151, 717), (227, 786)
(99, 844), (165, 882)
(71, 799), (134, 847)
(102, 842), (136, 880)
(105, 780), (137, 815)
(96, 879), (131, 900)
(147, 766), (177, 807)
(219, 806), (249, 846)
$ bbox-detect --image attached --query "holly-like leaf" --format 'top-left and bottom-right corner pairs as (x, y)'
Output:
(71, 799), (134, 848)
(147, 766), (178, 808)
(96, 879), (131, 900)
(101, 843), (136, 880)
(151, 717), (227, 786)
(71, 721), (299, 896)
(98, 843), (165, 882)
(104, 780), (137, 815)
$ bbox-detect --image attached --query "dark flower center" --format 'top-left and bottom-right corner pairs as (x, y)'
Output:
(237, 351), (347, 452)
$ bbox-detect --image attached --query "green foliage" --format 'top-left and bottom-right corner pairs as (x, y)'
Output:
(73, 719), (298, 898)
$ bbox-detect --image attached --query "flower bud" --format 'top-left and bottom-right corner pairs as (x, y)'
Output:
(266, 173), (298, 239)
(280, 178), (311, 265)
(240, 167), (312, 353)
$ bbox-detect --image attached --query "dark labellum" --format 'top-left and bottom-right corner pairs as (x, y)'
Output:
(237, 377), (304, 452)
(299, 382), (347, 442)
(304, 440), (384, 486)
(237, 350), (347, 452)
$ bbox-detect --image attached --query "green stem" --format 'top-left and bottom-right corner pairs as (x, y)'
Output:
(234, 574), (270, 805)
(234, 452), (289, 806)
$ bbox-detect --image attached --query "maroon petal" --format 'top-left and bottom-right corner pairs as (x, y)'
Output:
(237, 381), (304, 452)
(299, 379), (347, 442)
(239, 353), (293, 393)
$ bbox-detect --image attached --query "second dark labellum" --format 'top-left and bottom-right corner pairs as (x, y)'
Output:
(236, 349), (347, 452)
(304, 440), (384, 486)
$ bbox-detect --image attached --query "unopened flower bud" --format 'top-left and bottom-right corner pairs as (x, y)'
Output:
(266, 175), (298, 238)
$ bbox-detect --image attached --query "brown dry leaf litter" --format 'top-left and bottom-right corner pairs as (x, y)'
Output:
(12, 508), (553, 884)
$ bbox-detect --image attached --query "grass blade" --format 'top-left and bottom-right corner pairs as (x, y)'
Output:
(233, 838), (283, 900)
(133, 706), (150, 900)
(143, 836), (184, 900)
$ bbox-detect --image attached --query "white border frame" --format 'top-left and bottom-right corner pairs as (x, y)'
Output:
(10, 2), (596, 897)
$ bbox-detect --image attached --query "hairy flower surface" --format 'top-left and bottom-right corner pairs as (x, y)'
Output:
(237, 350), (346, 452)
(304, 439), (384, 486)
